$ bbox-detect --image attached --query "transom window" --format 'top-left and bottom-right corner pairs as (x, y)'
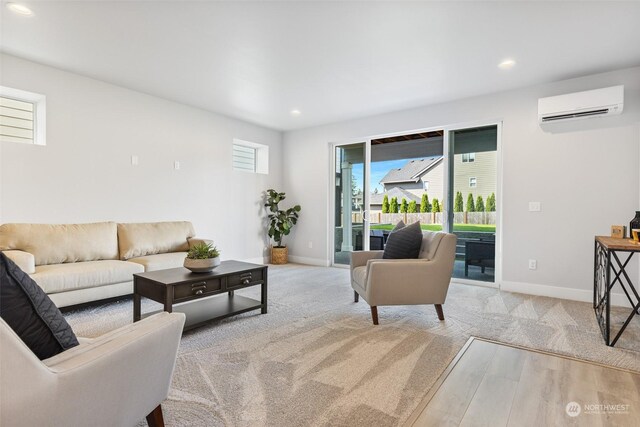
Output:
(462, 152), (475, 163)
(232, 139), (269, 174)
(0, 86), (46, 146)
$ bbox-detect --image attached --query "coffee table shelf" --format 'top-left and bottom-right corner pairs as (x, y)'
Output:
(133, 260), (268, 331)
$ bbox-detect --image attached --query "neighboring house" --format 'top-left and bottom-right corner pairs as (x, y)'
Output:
(372, 152), (496, 213)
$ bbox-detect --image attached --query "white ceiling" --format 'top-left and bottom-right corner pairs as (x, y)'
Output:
(2, 1), (640, 131)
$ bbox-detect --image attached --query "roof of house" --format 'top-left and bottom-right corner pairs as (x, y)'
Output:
(370, 187), (421, 206)
(379, 156), (442, 184)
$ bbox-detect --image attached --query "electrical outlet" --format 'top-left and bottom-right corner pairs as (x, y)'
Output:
(528, 259), (537, 270)
(528, 202), (541, 212)
(174, 161), (180, 170)
(131, 155), (139, 166)
(308, 241), (313, 249)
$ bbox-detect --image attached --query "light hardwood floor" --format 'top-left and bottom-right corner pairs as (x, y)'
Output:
(406, 338), (640, 427)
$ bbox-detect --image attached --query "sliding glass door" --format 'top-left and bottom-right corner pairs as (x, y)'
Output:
(447, 125), (498, 283)
(333, 143), (367, 265)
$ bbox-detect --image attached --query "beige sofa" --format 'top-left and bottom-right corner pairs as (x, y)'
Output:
(0, 221), (209, 308)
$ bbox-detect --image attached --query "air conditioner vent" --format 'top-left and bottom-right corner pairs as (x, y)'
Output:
(538, 86), (623, 125)
(541, 108), (610, 123)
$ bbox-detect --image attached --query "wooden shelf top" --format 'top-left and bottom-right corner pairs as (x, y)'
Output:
(596, 236), (640, 251)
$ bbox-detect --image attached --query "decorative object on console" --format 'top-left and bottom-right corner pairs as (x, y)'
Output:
(265, 189), (301, 264)
(610, 225), (626, 239)
(630, 211), (640, 239)
(184, 242), (221, 273)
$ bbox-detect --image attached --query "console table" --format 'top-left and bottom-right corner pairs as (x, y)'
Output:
(133, 260), (268, 331)
(593, 236), (640, 347)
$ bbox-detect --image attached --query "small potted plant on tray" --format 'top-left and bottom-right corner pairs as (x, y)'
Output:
(184, 242), (221, 273)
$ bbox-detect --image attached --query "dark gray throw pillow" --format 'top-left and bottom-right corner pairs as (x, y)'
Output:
(0, 252), (79, 360)
(383, 221), (423, 259)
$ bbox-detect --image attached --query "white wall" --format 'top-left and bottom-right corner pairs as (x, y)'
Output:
(0, 54), (282, 262)
(283, 66), (640, 303)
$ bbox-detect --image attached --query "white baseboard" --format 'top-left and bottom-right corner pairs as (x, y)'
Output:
(501, 280), (632, 308)
(287, 255), (330, 267)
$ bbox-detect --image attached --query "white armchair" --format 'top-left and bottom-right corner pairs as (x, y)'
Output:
(0, 312), (185, 427)
(350, 231), (457, 324)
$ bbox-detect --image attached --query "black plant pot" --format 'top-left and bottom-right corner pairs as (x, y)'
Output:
(630, 211), (640, 238)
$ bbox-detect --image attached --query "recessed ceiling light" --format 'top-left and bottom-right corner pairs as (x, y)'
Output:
(290, 109), (301, 116)
(6, 3), (33, 16)
(498, 59), (516, 70)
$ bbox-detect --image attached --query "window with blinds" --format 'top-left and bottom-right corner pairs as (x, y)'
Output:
(0, 96), (35, 144)
(233, 144), (257, 172)
(0, 87), (46, 145)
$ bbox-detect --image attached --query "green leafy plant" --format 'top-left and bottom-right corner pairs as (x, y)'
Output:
(408, 200), (418, 213)
(400, 198), (408, 213)
(466, 193), (475, 212)
(390, 197), (399, 213)
(432, 198), (441, 213)
(420, 193), (431, 213)
(186, 242), (220, 259)
(454, 191), (464, 212)
(265, 189), (301, 248)
(382, 194), (390, 213)
(487, 192), (496, 212)
(476, 195), (485, 212)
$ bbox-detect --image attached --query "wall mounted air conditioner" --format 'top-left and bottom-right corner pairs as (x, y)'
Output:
(538, 85), (623, 124)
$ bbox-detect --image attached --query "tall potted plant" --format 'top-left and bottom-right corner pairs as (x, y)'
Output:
(265, 189), (301, 264)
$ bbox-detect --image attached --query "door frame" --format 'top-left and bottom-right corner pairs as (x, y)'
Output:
(328, 119), (503, 287)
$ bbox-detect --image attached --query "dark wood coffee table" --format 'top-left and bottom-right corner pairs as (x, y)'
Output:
(133, 260), (268, 330)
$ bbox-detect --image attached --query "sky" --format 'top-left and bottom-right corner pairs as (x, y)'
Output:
(351, 158), (423, 193)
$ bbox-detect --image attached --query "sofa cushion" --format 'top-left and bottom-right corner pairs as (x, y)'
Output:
(0, 252), (79, 360)
(118, 222), (195, 260)
(352, 266), (367, 287)
(0, 222), (119, 266)
(127, 252), (187, 272)
(418, 231), (445, 260)
(2, 250), (36, 274)
(32, 260), (144, 294)
(383, 221), (423, 259)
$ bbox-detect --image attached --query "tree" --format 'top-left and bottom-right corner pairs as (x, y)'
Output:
(454, 191), (464, 212)
(487, 192), (496, 212)
(420, 193), (431, 213)
(382, 195), (390, 213)
(408, 200), (418, 213)
(400, 198), (408, 213)
(390, 197), (399, 213)
(432, 198), (441, 213)
(466, 193), (475, 212)
(476, 195), (485, 212)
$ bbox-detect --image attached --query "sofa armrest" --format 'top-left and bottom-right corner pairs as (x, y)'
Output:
(187, 237), (214, 248)
(365, 259), (452, 305)
(350, 250), (383, 268)
(2, 250), (36, 274)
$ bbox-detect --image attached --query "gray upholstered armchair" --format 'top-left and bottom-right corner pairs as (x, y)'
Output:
(350, 231), (457, 324)
(0, 312), (185, 427)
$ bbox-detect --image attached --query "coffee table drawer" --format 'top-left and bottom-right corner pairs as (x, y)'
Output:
(174, 278), (222, 301)
(227, 268), (264, 289)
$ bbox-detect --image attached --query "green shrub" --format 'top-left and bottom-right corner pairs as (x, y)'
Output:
(466, 193), (475, 212)
(476, 195), (485, 212)
(390, 197), (399, 213)
(408, 200), (418, 213)
(420, 193), (430, 213)
(382, 195), (390, 213)
(487, 193), (496, 212)
(400, 198), (408, 213)
(432, 198), (441, 212)
(454, 191), (464, 212)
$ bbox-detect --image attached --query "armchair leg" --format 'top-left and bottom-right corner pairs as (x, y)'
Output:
(146, 404), (165, 427)
(435, 304), (444, 321)
(354, 291), (359, 303)
(370, 306), (379, 325)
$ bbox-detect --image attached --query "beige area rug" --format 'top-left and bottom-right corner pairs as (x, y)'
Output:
(64, 264), (640, 426)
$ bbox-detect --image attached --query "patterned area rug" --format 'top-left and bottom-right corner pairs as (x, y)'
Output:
(64, 264), (640, 426)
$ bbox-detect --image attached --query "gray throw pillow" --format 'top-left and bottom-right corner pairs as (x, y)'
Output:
(383, 221), (423, 259)
(0, 252), (79, 360)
